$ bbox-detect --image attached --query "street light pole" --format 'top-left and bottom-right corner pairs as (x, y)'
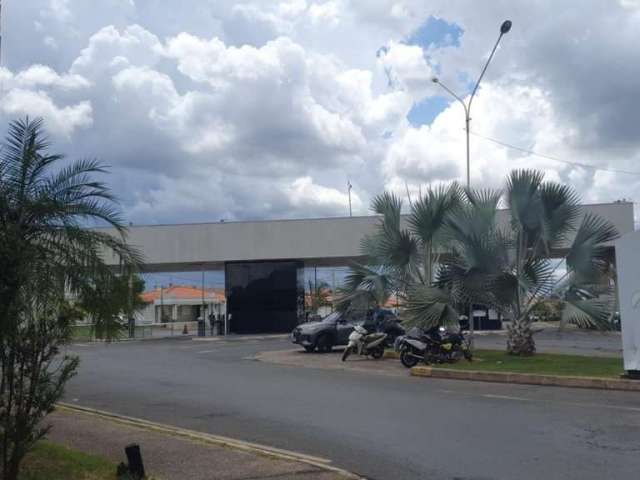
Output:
(432, 20), (512, 188)
(431, 20), (512, 344)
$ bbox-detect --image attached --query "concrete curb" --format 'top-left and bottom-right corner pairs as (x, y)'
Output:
(410, 366), (640, 392)
(56, 403), (363, 479)
(193, 334), (289, 342)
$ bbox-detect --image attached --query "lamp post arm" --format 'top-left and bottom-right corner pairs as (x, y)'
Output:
(434, 81), (469, 118)
(468, 32), (504, 113)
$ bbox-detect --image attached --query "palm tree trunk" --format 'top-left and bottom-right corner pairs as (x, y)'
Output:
(424, 241), (432, 286)
(507, 315), (536, 355)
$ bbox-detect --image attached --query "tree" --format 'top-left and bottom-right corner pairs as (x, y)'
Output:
(0, 118), (141, 479)
(407, 170), (619, 355)
(344, 170), (619, 356)
(77, 272), (148, 340)
(337, 185), (461, 318)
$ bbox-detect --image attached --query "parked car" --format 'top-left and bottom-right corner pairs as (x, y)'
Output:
(291, 309), (404, 353)
(291, 312), (356, 352)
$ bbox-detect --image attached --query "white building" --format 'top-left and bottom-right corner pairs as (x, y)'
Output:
(139, 285), (226, 325)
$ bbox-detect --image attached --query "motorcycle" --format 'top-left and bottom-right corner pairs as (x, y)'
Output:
(341, 325), (387, 361)
(395, 326), (472, 368)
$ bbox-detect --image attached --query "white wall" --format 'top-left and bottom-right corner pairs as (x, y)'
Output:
(615, 230), (640, 371)
(99, 203), (634, 271)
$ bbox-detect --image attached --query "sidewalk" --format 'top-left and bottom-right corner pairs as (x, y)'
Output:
(255, 348), (407, 377)
(47, 406), (359, 480)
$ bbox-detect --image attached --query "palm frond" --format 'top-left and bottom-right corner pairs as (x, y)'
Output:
(566, 213), (619, 282)
(371, 191), (403, 232)
(403, 284), (460, 329)
(538, 181), (581, 251)
(561, 294), (615, 330)
(408, 183), (461, 246)
(506, 169), (545, 233)
(336, 262), (396, 309)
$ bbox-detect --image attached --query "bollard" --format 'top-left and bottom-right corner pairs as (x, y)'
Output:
(124, 443), (145, 479)
(128, 318), (135, 339)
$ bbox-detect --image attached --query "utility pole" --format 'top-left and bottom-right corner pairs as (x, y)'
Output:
(431, 19), (512, 347)
(1, 0), (3, 65)
(347, 180), (352, 217)
(432, 20), (512, 188)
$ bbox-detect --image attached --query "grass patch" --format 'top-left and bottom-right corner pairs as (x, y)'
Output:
(19, 441), (115, 480)
(71, 325), (95, 341)
(71, 325), (153, 342)
(443, 349), (623, 378)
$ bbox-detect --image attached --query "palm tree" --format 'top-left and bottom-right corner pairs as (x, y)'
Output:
(501, 170), (618, 354)
(403, 187), (508, 329)
(346, 170), (619, 356)
(0, 117), (141, 479)
(337, 185), (461, 315)
(406, 170), (619, 355)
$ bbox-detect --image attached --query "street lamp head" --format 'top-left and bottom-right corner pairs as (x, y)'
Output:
(500, 20), (512, 34)
(431, 77), (439, 83)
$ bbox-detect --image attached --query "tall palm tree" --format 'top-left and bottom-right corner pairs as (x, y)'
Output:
(406, 170), (619, 355)
(403, 187), (508, 329)
(0, 117), (141, 479)
(337, 185), (460, 314)
(502, 170), (618, 354)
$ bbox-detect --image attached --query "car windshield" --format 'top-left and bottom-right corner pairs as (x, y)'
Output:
(321, 312), (341, 324)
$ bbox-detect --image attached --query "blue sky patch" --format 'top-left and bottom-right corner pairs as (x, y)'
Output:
(406, 16), (463, 49)
(408, 96), (451, 127)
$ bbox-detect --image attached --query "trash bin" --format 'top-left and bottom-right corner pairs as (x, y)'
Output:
(197, 317), (206, 337)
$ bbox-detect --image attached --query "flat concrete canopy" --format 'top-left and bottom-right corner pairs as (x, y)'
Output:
(100, 202), (634, 272)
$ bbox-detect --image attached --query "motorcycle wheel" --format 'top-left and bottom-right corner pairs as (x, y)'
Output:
(463, 349), (473, 362)
(341, 347), (352, 362)
(400, 349), (419, 368)
(370, 345), (384, 359)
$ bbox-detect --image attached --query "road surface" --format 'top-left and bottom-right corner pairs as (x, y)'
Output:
(65, 337), (640, 480)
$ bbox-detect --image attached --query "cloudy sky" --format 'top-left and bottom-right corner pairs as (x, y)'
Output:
(3, 0), (640, 225)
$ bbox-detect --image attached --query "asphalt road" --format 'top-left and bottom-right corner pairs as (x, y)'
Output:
(65, 337), (640, 480)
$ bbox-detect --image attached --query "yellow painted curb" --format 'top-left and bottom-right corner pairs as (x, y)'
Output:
(410, 366), (432, 377)
(56, 403), (363, 479)
(383, 350), (400, 359)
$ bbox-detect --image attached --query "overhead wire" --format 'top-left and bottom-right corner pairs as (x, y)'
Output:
(469, 131), (640, 177)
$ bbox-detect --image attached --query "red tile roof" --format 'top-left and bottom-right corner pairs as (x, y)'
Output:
(141, 285), (226, 303)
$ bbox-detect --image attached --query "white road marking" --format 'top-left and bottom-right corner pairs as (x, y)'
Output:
(196, 350), (216, 354)
(483, 394), (530, 401)
(438, 388), (640, 413)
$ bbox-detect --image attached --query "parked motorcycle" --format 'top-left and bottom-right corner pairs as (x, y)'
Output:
(341, 325), (387, 361)
(394, 326), (472, 368)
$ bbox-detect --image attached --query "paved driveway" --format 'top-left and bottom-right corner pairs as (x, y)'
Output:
(64, 337), (639, 480)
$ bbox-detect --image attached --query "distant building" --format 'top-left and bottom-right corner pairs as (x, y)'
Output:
(138, 285), (226, 325)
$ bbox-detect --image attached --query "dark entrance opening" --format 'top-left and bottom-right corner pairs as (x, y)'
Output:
(225, 260), (304, 334)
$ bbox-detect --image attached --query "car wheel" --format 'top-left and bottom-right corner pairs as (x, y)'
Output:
(304, 345), (316, 353)
(316, 334), (333, 353)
